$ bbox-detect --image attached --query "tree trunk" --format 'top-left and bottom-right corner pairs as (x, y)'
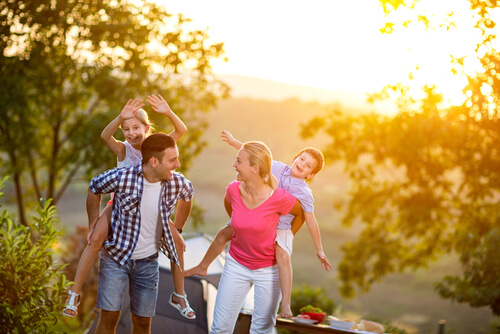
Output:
(12, 168), (27, 227)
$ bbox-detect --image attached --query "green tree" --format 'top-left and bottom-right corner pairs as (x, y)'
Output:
(0, 0), (228, 225)
(0, 177), (71, 333)
(302, 0), (500, 315)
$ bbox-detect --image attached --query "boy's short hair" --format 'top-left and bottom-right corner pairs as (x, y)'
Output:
(141, 132), (176, 165)
(294, 147), (325, 175)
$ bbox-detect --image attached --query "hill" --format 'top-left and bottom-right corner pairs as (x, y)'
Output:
(216, 73), (398, 115)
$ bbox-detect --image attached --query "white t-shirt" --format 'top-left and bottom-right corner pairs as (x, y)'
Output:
(131, 179), (163, 259)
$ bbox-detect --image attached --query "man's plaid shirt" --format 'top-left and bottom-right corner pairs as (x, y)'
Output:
(89, 164), (194, 268)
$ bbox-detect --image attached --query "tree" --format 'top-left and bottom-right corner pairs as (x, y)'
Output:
(0, 0), (228, 225)
(301, 0), (500, 315)
(0, 177), (71, 333)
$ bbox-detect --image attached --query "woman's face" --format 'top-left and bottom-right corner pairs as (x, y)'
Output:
(233, 148), (253, 181)
(122, 117), (150, 149)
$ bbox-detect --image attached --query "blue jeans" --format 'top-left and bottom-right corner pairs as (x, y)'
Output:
(97, 250), (159, 317)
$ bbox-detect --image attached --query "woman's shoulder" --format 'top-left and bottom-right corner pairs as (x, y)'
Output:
(272, 187), (296, 202)
(226, 180), (241, 191)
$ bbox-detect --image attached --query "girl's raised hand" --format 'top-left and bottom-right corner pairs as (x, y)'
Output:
(120, 98), (144, 120)
(147, 94), (171, 114)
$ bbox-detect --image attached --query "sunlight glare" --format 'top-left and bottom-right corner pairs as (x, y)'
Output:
(154, 0), (495, 106)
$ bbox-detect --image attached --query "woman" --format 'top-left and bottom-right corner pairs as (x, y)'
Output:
(210, 141), (302, 334)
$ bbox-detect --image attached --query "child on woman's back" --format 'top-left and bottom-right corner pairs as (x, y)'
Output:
(63, 94), (196, 320)
(185, 130), (332, 318)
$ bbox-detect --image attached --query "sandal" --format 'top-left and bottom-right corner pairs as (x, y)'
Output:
(168, 291), (196, 320)
(62, 290), (80, 317)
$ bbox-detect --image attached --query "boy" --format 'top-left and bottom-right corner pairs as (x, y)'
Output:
(185, 130), (331, 318)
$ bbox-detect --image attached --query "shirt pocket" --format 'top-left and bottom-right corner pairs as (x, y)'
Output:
(115, 192), (140, 213)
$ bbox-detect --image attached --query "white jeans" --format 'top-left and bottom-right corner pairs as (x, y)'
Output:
(210, 253), (281, 334)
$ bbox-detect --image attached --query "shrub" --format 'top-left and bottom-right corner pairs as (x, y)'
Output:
(0, 178), (71, 333)
(290, 283), (335, 317)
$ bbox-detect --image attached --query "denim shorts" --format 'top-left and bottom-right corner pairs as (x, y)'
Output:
(97, 250), (159, 317)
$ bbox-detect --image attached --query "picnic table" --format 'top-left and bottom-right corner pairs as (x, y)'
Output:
(234, 312), (360, 334)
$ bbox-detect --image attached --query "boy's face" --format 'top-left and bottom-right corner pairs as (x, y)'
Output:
(290, 152), (318, 180)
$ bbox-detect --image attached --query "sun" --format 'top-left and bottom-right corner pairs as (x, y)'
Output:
(154, 0), (488, 107)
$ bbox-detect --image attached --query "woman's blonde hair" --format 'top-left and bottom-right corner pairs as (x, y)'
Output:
(242, 141), (277, 189)
(120, 108), (155, 136)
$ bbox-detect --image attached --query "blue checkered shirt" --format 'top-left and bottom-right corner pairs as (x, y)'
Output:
(89, 164), (194, 268)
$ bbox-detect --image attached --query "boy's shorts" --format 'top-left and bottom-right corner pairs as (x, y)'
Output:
(97, 250), (159, 317)
(275, 228), (294, 256)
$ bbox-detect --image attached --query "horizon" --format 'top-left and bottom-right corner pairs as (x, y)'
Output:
(157, 0), (484, 107)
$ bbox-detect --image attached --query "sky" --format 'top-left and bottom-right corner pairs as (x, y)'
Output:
(156, 0), (489, 104)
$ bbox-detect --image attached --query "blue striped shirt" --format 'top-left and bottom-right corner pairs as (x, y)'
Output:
(89, 164), (194, 267)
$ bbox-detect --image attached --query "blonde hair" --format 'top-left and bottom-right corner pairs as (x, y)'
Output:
(242, 141), (278, 189)
(120, 108), (154, 136)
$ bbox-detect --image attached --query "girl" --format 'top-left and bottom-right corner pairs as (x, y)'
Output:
(63, 94), (194, 319)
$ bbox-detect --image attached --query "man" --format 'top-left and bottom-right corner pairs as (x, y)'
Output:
(87, 133), (194, 334)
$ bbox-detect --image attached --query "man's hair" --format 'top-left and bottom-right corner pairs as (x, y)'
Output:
(141, 132), (176, 165)
(294, 147), (325, 174)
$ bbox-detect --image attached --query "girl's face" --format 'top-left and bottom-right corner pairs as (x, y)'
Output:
(233, 148), (254, 181)
(122, 118), (150, 149)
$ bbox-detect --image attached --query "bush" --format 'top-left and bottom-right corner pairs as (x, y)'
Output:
(0, 178), (71, 333)
(290, 283), (335, 318)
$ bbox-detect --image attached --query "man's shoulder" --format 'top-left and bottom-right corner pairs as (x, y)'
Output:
(168, 172), (194, 190)
(171, 171), (190, 182)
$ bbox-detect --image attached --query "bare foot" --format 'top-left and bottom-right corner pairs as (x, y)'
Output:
(184, 264), (208, 277)
(279, 304), (293, 318)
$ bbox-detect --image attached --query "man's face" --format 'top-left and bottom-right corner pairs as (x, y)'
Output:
(155, 146), (181, 181)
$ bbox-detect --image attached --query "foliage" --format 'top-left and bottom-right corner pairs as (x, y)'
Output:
(0, 177), (71, 333)
(0, 0), (228, 226)
(383, 322), (412, 334)
(57, 226), (99, 328)
(290, 284), (335, 317)
(301, 0), (500, 315)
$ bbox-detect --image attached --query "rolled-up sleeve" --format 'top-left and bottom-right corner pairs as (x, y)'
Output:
(179, 178), (194, 201)
(89, 168), (121, 195)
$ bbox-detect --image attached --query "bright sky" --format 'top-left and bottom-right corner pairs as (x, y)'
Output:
(156, 0), (488, 104)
